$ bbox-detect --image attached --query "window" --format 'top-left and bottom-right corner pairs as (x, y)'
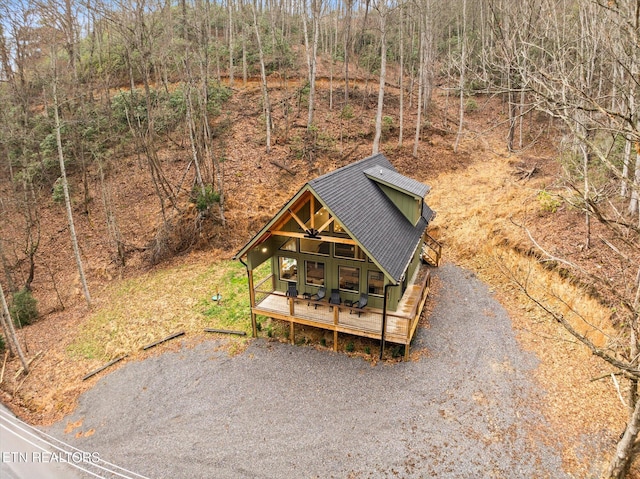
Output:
(306, 261), (325, 286)
(279, 238), (297, 252)
(367, 271), (384, 296)
(334, 243), (365, 260)
(339, 266), (360, 293)
(300, 238), (330, 256)
(307, 206), (330, 228)
(279, 257), (297, 282)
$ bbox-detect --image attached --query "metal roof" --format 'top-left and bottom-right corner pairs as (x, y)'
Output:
(363, 166), (431, 198)
(235, 153), (435, 284)
(308, 153), (432, 283)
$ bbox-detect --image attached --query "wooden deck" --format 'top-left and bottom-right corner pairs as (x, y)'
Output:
(251, 264), (432, 359)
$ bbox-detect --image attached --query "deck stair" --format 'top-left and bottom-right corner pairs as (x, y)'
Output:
(421, 232), (442, 267)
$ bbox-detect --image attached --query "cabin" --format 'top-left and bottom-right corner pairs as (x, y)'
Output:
(233, 153), (441, 360)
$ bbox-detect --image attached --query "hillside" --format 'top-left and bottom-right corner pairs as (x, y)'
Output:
(0, 69), (635, 475)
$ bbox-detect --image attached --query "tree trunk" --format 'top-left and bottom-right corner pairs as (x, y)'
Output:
(372, 0), (387, 155)
(228, 0), (235, 87)
(453, 0), (467, 153)
(343, 0), (352, 104)
(252, 0), (272, 153)
(0, 281), (29, 373)
(52, 52), (91, 307)
(604, 394), (640, 479)
(0, 239), (15, 294)
(398, 3), (404, 147)
(307, 0), (320, 128)
(413, 21), (425, 158)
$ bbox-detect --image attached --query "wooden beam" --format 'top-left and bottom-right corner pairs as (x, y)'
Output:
(270, 191), (312, 232)
(317, 216), (334, 233)
(82, 355), (127, 381)
(288, 209), (308, 232)
(310, 196), (315, 229)
(270, 230), (356, 245)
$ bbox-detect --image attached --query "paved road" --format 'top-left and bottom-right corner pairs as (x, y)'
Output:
(44, 264), (600, 478)
(0, 404), (85, 479)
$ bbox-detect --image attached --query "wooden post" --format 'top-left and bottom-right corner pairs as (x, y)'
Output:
(248, 269), (257, 338)
(289, 297), (295, 344)
(333, 305), (339, 352)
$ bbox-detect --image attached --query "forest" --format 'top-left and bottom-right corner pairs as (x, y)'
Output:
(0, 0), (640, 477)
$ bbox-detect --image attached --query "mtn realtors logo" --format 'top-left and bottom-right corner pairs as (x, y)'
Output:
(2, 451), (100, 464)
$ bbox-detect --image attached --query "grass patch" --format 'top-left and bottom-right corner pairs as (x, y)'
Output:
(68, 260), (269, 361)
(428, 156), (612, 345)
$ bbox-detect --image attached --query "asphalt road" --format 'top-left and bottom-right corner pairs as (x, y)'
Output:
(43, 263), (596, 478)
(0, 404), (84, 479)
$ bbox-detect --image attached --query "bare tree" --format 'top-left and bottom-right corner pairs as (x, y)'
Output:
(0, 280), (29, 373)
(453, 0), (467, 153)
(372, 0), (388, 154)
(306, 0), (322, 128)
(52, 47), (91, 307)
(252, 0), (272, 153)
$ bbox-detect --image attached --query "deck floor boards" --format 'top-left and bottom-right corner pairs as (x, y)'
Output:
(253, 264), (432, 345)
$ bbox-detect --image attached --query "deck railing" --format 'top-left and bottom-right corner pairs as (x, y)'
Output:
(422, 233), (442, 266)
(254, 274), (275, 305)
(386, 270), (431, 345)
(248, 262), (432, 360)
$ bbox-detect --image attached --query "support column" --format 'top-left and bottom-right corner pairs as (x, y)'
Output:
(248, 269), (257, 338)
(333, 305), (339, 351)
(289, 297), (295, 344)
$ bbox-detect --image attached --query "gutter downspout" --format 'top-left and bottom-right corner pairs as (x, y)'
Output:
(380, 281), (400, 360)
(238, 257), (258, 338)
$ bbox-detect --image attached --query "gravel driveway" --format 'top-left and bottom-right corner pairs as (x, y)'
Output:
(47, 263), (570, 478)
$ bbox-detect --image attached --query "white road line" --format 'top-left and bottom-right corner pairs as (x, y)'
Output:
(0, 405), (151, 479)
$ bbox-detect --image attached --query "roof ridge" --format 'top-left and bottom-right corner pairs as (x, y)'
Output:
(310, 153), (390, 184)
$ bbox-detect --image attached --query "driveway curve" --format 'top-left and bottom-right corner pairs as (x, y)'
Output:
(47, 263), (570, 478)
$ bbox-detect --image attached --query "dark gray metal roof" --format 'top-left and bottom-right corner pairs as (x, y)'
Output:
(363, 166), (431, 198)
(422, 202), (436, 223)
(309, 153), (433, 283)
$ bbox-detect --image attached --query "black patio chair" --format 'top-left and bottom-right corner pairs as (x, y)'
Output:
(348, 293), (368, 317)
(308, 287), (326, 308)
(328, 289), (341, 310)
(286, 282), (298, 299)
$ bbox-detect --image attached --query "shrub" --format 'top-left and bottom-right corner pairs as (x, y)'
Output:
(465, 98), (478, 112)
(340, 104), (354, 120)
(345, 341), (355, 353)
(10, 288), (38, 327)
(537, 189), (562, 213)
(52, 177), (66, 204)
(193, 185), (220, 212)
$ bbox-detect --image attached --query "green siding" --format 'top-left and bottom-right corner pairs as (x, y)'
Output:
(407, 241), (423, 283)
(271, 244), (396, 311)
(247, 236), (279, 270)
(378, 184), (421, 225)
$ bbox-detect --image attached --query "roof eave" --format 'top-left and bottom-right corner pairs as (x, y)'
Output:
(233, 184), (312, 260)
